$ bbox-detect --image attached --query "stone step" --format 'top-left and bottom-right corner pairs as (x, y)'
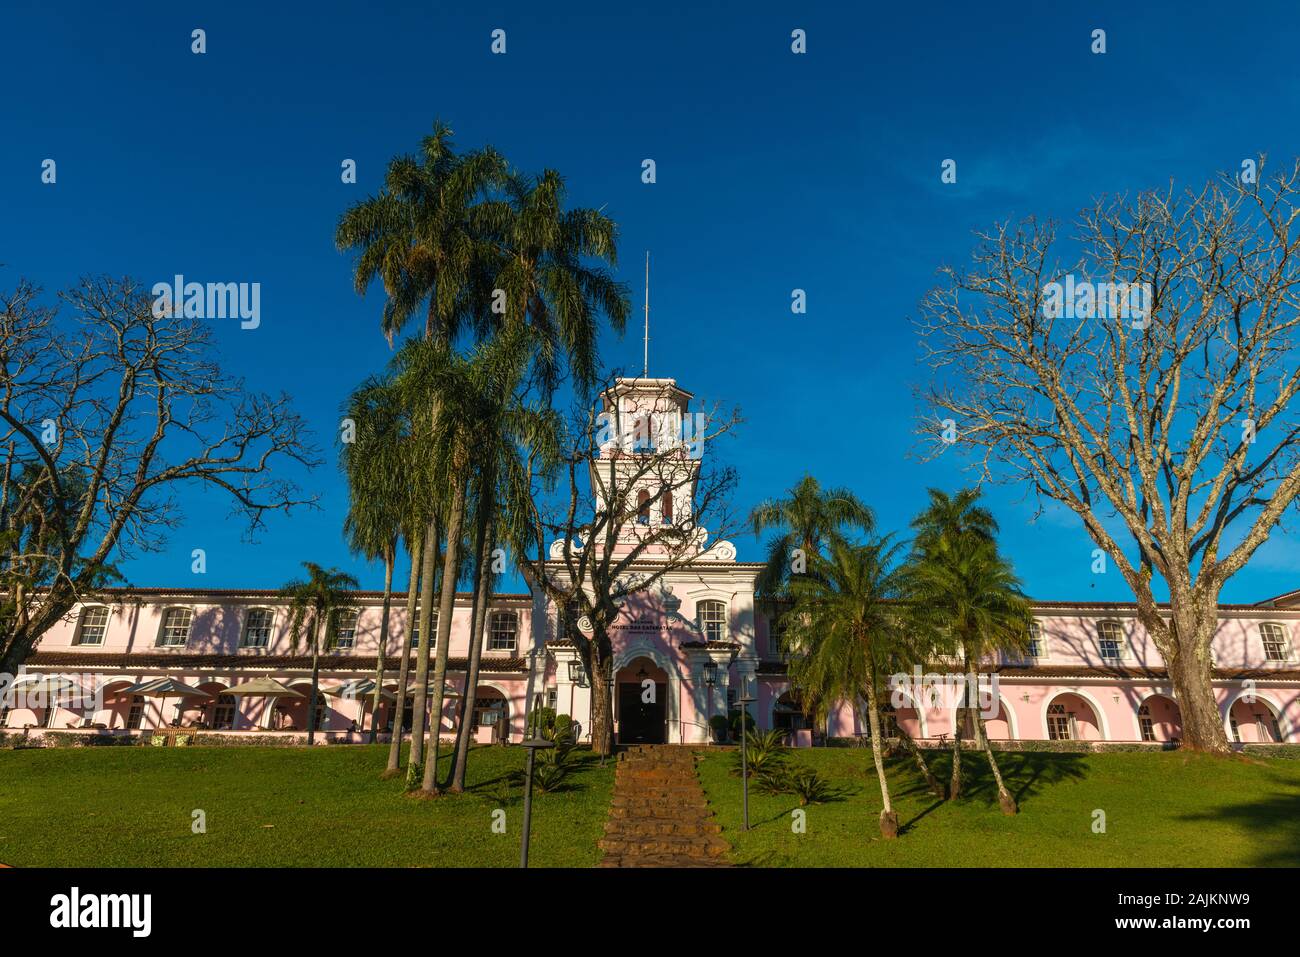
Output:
(598, 854), (728, 868)
(604, 819), (723, 837)
(598, 836), (729, 858)
(605, 806), (717, 821)
(611, 790), (712, 806)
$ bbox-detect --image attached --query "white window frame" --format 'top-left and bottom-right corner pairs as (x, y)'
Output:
(1097, 620), (1126, 661)
(75, 606), (111, 646)
(1138, 703), (1155, 742)
(241, 608), (275, 648)
(157, 607), (193, 647)
(1046, 702), (1072, 740)
(1026, 621), (1045, 659)
(489, 611), (518, 651)
(409, 611), (437, 650)
(699, 600), (728, 643)
(333, 608), (359, 650)
(1259, 622), (1292, 662)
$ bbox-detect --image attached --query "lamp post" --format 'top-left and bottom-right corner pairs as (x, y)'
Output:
(518, 737), (555, 868)
(737, 677), (755, 831)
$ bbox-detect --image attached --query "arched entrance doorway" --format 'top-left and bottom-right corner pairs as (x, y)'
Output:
(1042, 692), (1105, 741)
(615, 656), (668, 744)
(1138, 693), (1182, 743)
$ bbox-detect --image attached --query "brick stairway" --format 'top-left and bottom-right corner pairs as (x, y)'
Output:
(598, 745), (731, 868)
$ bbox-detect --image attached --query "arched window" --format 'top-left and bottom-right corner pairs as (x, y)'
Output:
(241, 608), (275, 648)
(157, 607), (193, 647)
(75, 606), (110, 646)
(661, 490), (674, 525)
(699, 600), (727, 642)
(333, 609), (359, 649)
(1260, 622), (1292, 661)
(489, 611), (518, 651)
(636, 489), (650, 524)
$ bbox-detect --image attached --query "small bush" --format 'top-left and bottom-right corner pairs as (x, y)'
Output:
(730, 728), (789, 778)
(786, 765), (833, 805)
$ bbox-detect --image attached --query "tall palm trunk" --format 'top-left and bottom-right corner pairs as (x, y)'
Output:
(407, 520), (440, 783)
(949, 653), (969, 799)
(863, 681), (897, 838)
(449, 499), (494, 792)
(422, 471), (469, 794)
(368, 548), (395, 744)
(307, 613), (323, 746)
(385, 533), (423, 775)
(967, 666), (1017, 814)
(891, 716), (944, 798)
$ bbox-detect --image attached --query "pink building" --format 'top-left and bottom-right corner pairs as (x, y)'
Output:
(4, 377), (1299, 748)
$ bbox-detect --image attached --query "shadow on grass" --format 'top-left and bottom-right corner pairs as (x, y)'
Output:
(915, 750), (1091, 809)
(1174, 769), (1300, 867)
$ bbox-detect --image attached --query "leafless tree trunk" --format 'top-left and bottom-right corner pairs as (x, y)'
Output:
(916, 163), (1300, 753)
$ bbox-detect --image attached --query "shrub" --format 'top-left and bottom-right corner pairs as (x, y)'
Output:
(786, 765), (833, 805)
(730, 728), (789, 778)
(708, 714), (730, 741)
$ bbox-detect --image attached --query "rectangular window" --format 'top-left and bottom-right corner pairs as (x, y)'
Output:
(409, 612), (436, 650)
(127, 695), (146, 730)
(489, 612), (518, 651)
(1097, 620), (1125, 660)
(334, 609), (358, 649)
(699, 601), (727, 642)
(547, 690), (557, 709)
(242, 608), (274, 648)
(76, 607), (110, 646)
(1260, 622), (1290, 661)
(1138, 705), (1155, 742)
(158, 608), (192, 647)
(1026, 621), (1043, 658)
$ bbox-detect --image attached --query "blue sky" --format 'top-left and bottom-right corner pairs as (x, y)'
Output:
(4, 0), (1300, 602)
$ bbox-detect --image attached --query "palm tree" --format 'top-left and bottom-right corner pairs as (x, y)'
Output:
(750, 475), (875, 600)
(909, 488), (1032, 812)
(341, 376), (407, 744)
(446, 395), (561, 792)
(784, 536), (910, 839)
(474, 169), (630, 396)
(335, 122), (506, 345)
(280, 563), (361, 746)
(338, 127), (498, 780)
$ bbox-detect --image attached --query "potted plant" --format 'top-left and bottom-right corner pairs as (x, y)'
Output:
(708, 714), (730, 744)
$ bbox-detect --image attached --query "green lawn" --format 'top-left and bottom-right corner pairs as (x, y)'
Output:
(0, 744), (614, 867)
(696, 747), (1300, 866)
(6, 743), (1297, 868)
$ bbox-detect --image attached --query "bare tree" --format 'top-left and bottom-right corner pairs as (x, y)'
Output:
(915, 161), (1300, 753)
(524, 377), (743, 756)
(0, 276), (318, 675)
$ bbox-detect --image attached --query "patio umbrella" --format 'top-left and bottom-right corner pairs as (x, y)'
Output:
(405, 679), (462, 698)
(11, 673), (94, 722)
(220, 677), (304, 730)
(326, 678), (396, 701)
(220, 677), (304, 698)
(123, 678), (212, 698)
(122, 678), (212, 726)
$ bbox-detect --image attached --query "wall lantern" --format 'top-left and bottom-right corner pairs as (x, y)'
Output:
(567, 660), (589, 689)
(703, 660), (718, 687)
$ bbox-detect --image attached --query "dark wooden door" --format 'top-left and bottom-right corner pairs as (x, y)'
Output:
(617, 682), (666, 744)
